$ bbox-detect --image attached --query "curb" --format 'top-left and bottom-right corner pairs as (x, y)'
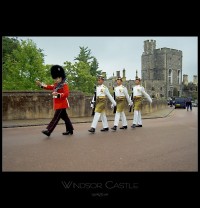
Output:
(2, 108), (175, 128)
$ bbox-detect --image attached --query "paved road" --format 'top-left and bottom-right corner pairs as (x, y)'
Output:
(2, 107), (197, 171)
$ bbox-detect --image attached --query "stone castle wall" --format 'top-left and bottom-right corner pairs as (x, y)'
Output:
(2, 91), (167, 120)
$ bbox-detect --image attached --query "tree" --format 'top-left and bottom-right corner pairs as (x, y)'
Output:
(74, 46), (94, 64)
(3, 38), (46, 90)
(2, 36), (20, 65)
(62, 46), (101, 94)
(3, 39), (102, 94)
(90, 57), (101, 76)
(64, 61), (96, 94)
(74, 46), (102, 77)
(2, 36), (20, 81)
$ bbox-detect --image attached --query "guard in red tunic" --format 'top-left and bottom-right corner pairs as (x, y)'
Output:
(36, 65), (74, 137)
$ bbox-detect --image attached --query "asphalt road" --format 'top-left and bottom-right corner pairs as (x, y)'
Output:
(2, 107), (198, 171)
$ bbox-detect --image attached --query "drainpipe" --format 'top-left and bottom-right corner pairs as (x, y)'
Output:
(165, 51), (168, 99)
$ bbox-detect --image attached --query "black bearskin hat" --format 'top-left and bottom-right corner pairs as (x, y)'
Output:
(50, 65), (66, 79)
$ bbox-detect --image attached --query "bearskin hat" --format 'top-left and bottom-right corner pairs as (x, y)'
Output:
(50, 65), (66, 79)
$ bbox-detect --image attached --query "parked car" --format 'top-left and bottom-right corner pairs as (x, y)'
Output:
(192, 101), (198, 107)
(174, 97), (186, 109)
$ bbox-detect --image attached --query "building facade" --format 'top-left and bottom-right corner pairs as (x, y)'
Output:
(103, 69), (135, 94)
(141, 40), (183, 99)
(102, 39), (197, 100)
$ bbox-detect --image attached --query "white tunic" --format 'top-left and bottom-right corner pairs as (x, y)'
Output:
(132, 85), (152, 103)
(115, 84), (131, 103)
(96, 84), (116, 105)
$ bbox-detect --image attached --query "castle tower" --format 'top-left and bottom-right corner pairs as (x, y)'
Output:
(135, 70), (138, 79)
(183, 74), (188, 85)
(116, 70), (120, 77)
(122, 68), (126, 81)
(143, 39), (156, 55)
(102, 71), (107, 79)
(142, 39), (183, 98)
(193, 75), (198, 85)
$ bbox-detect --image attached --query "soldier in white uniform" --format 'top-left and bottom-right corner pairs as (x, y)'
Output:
(88, 75), (116, 133)
(131, 77), (152, 128)
(111, 77), (133, 131)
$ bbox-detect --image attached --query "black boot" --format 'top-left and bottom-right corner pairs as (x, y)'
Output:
(131, 124), (136, 128)
(100, 128), (109, 132)
(119, 126), (127, 129)
(42, 130), (51, 136)
(88, 127), (95, 133)
(63, 130), (73, 135)
(111, 126), (117, 131)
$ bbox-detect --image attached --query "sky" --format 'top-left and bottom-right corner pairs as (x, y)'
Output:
(16, 36), (198, 82)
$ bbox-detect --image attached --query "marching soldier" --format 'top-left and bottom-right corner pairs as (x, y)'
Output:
(131, 77), (152, 128)
(36, 65), (74, 137)
(111, 77), (133, 131)
(88, 75), (116, 133)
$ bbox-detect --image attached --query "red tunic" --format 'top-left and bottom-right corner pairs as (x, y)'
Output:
(44, 83), (70, 110)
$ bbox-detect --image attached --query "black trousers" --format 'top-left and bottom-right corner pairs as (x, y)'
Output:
(186, 102), (192, 110)
(47, 108), (74, 133)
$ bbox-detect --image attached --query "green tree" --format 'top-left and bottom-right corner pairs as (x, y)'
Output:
(62, 46), (102, 94)
(90, 57), (101, 76)
(3, 38), (46, 90)
(64, 61), (96, 94)
(2, 36), (20, 65)
(74, 46), (102, 77)
(74, 46), (94, 63)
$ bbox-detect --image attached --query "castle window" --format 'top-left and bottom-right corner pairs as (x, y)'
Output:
(177, 70), (181, 84)
(168, 69), (172, 84)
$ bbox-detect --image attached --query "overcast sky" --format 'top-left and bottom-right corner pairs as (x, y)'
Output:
(16, 36), (197, 82)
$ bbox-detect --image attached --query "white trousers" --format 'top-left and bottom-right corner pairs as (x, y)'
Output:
(133, 110), (142, 125)
(91, 112), (109, 129)
(114, 111), (127, 126)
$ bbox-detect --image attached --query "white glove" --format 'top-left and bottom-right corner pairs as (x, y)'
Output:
(111, 104), (114, 109)
(52, 92), (58, 98)
(129, 101), (133, 106)
(90, 101), (94, 108)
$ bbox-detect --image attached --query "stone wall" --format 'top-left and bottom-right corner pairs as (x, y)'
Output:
(2, 91), (167, 120)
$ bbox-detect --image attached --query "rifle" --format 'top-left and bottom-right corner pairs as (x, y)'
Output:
(91, 86), (96, 116)
(52, 78), (66, 98)
(54, 78), (66, 92)
(129, 87), (133, 112)
(113, 86), (117, 114)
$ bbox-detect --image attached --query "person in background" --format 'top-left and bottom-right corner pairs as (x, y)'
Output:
(88, 75), (116, 133)
(111, 76), (133, 131)
(131, 77), (152, 128)
(186, 97), (192, 111)
(36, 65), (74, 137)
(169, 98), (173, 107)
